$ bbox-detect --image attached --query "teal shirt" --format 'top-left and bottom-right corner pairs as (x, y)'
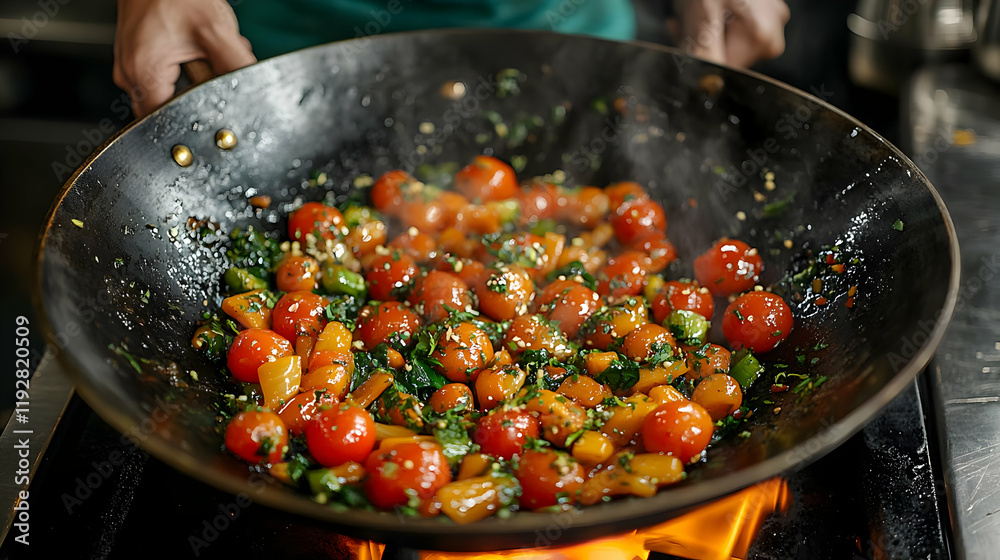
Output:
(233, 0), (636, 60)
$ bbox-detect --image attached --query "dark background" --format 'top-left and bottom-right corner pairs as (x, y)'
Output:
(0, 0), (887, 425)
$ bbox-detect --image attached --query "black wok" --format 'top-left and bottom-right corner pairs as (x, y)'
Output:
(35, 30), (959, 551)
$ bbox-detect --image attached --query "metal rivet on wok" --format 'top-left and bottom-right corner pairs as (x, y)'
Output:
(171, 144), (193, 167)
(215, 129), (237, 150)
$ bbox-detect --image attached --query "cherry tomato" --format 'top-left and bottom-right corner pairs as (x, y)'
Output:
(288, 202), (344, 242)
(650, 280), (715, 323)
(721, 291), (793, 353)
(304, 403), (376, 467)
(603, 181), (647, 210)
(559, 186), (609, 229)
(275, 255), (320, 293)
(517, 182), (559, 224)
(474, 264), (534, 322)
(630, 231), (677, 273)
(693, 238), (763, 297)
(611, 197), (667, 246)
(685, 343), (732, 379)
(401, 200), (447, 233)
(365, 252), (420, 301)
(503, 314), (574, 360)
(227, 328), (294, 383)
(278, 389), (339, 436)
(580, 296), (648, 350)
(452, 203), (502, 235)
(597, 251), (651, 299)
(429, 383), (475, 413)
(641, 401), (714, 463)
(432, 322), (495, 382)
(407, 270), (472, 323)
(621, 323), (677, 363)
(536, 279), (602, 339)
(345, 220), (388, 258)
(691, 373), (743, 421)
(515, 450), (585, 509)
(389, 228), (438, 263)
(473, 408), (540, 460)
(364, 441), (452, 509)
(224, 410), (288, 464)
(454, 155), (519, 202)
(272, 291), (328, 342)
(475, 364), (528, 411)
(354, 301), (422, 349)
(370, 170), (413, 215)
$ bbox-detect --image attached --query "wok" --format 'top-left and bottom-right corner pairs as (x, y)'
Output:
(35, 30), (959, 551)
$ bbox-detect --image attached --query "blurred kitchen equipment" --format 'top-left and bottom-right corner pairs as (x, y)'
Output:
(849, 0), (977, 93)
(974, 0), (1000, 80)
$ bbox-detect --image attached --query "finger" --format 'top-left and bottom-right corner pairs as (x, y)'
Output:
(724, 19), (760, 68)
(724, 2), (788, 67)
(679, 0), (727, 64)
(198, 25), (257, 75)
(128, 55), (182, 118)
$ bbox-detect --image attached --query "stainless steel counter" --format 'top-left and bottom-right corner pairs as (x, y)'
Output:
(905, 63), (1000, 560)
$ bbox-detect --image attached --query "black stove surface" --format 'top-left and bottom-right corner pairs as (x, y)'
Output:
(0, 373), (949, 560)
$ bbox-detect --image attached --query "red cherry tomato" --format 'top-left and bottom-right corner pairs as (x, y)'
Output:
(407, 270), (472, 323)
(650, 280), (715, 323)
(365, 252), (420, 301)
(431, 322), (495, 382)
(630, 230), (677, 273)
(363, 441), (452, 509)
(693, 238), (763, 297)
(517, 182), (559, 224)
(278, 389), (339, 436)
(354, 301), (422, 349)
(721, 291), (793, 353)
(288, 202), (344, 242)
(558, 186), (609, 229)
(227, 328), (294, 383)
(388, 229), (438, 263)
(224, 410), (288, 464)
(641, 401), (714, 463)
(473, 408), (540, 460)
(515, 450), (585, 509)
(536, 279), (602, 339)
(272, 291), (328, 342)
(611, 197), (667, 245)
(371, 170), (413, 215)
(604, 181), (647, 210)
(275, 255), (320, 293)
(597, 251), (650, 299)
(454, 155), (519, 202)
(304, 404), (376, 467)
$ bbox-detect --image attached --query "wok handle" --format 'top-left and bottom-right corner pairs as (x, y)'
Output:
(181, 60), (215, 87)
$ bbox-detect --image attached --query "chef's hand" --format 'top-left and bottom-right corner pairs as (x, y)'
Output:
(113, 0), (256, 118)
(669, 0), (790, 68)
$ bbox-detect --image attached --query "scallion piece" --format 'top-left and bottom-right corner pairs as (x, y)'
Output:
(729, 349), (764, 390)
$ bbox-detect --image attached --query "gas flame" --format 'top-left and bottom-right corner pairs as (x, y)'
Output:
(359, 477), (790, 560)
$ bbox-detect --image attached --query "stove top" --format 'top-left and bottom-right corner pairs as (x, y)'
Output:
(0, 356), (950, 559)
(904, 63), (1000, 560)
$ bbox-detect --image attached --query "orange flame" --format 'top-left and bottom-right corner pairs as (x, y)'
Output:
(360, 477), (790, 560)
